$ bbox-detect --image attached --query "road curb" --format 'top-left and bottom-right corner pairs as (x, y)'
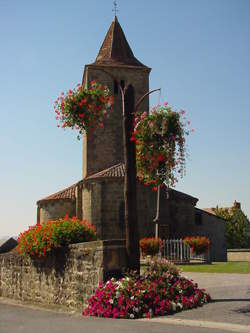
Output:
(139, 317), (250, 333)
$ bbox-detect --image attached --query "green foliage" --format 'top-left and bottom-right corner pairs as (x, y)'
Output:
(213, 207), (250, 249)
(17, 215), (97, 257)
(132, 105), (192, 189)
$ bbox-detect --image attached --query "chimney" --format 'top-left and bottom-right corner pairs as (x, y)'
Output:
(233, 200), (241, 209)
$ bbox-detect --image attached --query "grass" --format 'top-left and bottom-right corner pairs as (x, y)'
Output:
(178, 261), (250, 274)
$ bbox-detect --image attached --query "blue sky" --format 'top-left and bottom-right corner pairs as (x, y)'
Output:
(0, 0), (249, 237)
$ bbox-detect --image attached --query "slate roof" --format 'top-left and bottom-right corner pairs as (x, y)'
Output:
(0, 237), (18, 253)
(93, 16), (148, 68)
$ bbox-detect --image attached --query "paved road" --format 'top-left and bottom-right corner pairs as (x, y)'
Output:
(176, 272), (250, 326)
(0, 272), (249, 333)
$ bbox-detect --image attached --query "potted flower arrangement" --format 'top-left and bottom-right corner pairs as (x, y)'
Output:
(184, 236), (210, 255)
(131, 104), (193, 190)
(139, 237), (162, 256)
(54, 80), (114, 139)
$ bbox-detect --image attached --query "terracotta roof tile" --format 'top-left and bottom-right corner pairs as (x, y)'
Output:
(202, 208), (216, 215)
(37, 181), (81, 204)
(93, 16), (147, 68)
(85, 163), (125, 180)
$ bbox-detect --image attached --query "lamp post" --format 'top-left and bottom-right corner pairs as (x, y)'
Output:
(90, 68), (160, 272)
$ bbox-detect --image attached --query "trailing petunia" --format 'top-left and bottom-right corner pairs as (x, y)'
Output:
(133, 104), (192, 189)
(54, 81), (114, 139)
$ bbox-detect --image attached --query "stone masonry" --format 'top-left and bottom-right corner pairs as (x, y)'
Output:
(0, 240), (126, 311)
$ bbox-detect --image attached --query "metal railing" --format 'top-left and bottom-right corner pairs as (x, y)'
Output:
(161, 239), (210, 263)
(161, 239), (190, 263)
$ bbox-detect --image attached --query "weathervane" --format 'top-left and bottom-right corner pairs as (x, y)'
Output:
(112, 1), (118, 16)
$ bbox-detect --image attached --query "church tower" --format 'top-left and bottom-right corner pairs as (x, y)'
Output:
(82, 16), (151, 178)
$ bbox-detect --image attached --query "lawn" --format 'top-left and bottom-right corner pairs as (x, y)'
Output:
(179, 261), (250, 274)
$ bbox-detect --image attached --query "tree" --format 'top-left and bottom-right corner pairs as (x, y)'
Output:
(213, 206), (250, 248)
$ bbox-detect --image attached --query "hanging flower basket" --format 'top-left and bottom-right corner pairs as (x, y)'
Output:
(132, 104), (193, 189)
(54, 81), (114, 139)
(184, 236), (210, 255)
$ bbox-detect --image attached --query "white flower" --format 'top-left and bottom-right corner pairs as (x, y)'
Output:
(109, 299), (114, 304)
(177, 303), (183, 310)
(172, 302), (176, 311)
(130, 296), (135, 300)
(130, 314), (135, 319)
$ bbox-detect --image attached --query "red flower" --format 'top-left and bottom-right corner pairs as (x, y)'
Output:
(157, 154), (165, 162)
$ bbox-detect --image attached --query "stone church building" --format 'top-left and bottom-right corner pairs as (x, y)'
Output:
(36, 17), (226, 261)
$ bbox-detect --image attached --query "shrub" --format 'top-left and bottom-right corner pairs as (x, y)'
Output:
(17, 215), (96, 257)
(184, 236), (210, 255)
(140, 237), (162, 256)
(213, 206), (250, 249)
(83, 258), (211, 319)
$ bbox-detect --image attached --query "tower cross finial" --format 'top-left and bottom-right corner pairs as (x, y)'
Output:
(112, 1), (118, 16)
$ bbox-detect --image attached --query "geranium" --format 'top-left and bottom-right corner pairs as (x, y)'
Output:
(184, 236), (210, 255)
(54, 81), (114, 139)
(83, 258), (211, 319)
(140, 237), (162, 256)
(133, 104), (192, 188)
(17, 215), (96, 257)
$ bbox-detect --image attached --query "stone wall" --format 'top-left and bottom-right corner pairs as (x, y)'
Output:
(187, 209), (227, 262)
(82, 65), (150, 178)
(39, 200), (76, 224)
(0, 240), (126, 311)
(227, 249), (250, 261)
(82, 179), (157, 240)
(82, 181), (227, 262)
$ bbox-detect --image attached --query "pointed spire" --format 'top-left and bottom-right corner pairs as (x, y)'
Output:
(93, 16), (147, 68)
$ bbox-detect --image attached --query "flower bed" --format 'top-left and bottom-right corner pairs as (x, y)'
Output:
(17, 215), (96, 257)
(184, 236), (210, 255)
(83, 258), (211, 319)
(140, 237), (162, 256)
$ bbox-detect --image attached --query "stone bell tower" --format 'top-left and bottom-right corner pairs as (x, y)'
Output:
(82, 16), (151, 178)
